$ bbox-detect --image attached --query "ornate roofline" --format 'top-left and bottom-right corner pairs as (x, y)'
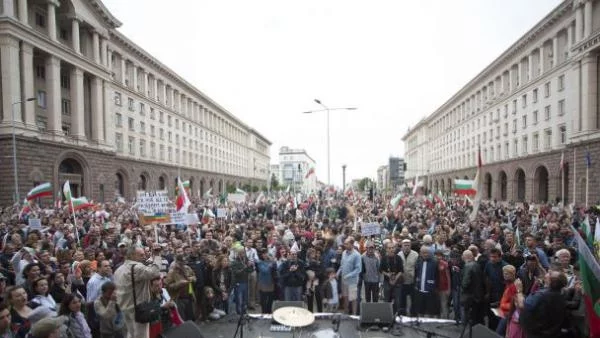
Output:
(89, 0), (122, 28)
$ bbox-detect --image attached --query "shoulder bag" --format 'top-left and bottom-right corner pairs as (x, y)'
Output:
(131, 264), (161, 323)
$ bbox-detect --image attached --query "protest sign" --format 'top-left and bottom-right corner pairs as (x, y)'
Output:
(361, 223), (381, 236)
(227, 193), (246, 203)
(136, 191), (170, 215)
(28, 218), (42, 230)
(216, 208), (227, 218)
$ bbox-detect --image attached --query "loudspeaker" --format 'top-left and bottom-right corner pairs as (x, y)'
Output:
(159, 321), (204, 338)
(272, 300), (305, 312)
(472, 324), (502, 338)
(359, 302), (394, 326)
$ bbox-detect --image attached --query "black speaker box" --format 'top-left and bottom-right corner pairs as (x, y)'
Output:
(159, 321), (204, 338)
(359, 302), (394, 326)
(472, 324), (502, 338)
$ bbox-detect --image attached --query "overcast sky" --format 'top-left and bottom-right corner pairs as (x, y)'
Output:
(102, 0), (561, 186)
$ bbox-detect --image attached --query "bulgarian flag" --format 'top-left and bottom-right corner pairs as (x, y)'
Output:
(18, 199), (31, 219)
(390, 193), (403, 209)
(175, 177), (191, 212)
(235, 188), (247, 195)
(175, 180), (190, 194)
(305, 166), (315, 179)
(201, 207), (215, 224)
(572, 225), (600, 338)
(70, 196), (94, 211)
(27, 182), (52, 200)
(433, 193), (445, 208)
(454, 179), (477, 195)
(424, 194), (434, 209)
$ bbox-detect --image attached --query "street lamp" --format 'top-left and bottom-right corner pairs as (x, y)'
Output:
(12, 97), (36, 202)
(303, 100), (356, 185)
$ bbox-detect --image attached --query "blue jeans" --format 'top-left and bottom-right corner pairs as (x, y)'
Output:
(284, 286), (303, 301)
(452, 288), (462, 322)
(235, 282), (248, 314)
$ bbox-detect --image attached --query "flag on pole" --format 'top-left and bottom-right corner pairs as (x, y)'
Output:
(572, 225), (600, 338)
(70, 197), (94, 211)
(175, 177), (191, 212)
(594, 217), (600, 259)
(255, 192), (265, 204)
(235, 188), (247, 195)
(203, 188), (212, 199)
(454, 179), (477, 195)
(285, 185), (290, 194)
(515, 224), (521, 247)
(305, 166), (315, 179)
(26, 182), (52, 201)
(586, 150), (592, 168)
(174, 180), (190, 194)
(18, 199), (31, 219)
(63, 181), (72, 202)
(433, 193), (445, 208)
(582, 215), (594, 248)
(201, 208), (215, 224)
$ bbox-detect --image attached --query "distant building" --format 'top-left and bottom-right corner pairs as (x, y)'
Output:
(275, 146), (317, 193)
(377, 165), (389, 191)
(388, 157), (405, 190)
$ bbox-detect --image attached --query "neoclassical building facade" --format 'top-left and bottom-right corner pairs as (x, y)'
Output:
(0, 0), (271, 205)
(403, 0), (600, 204)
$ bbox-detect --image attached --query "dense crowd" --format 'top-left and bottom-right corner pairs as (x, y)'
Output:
(0, 190), (597, 338)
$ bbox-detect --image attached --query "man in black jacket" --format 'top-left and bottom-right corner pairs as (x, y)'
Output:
(460, 250), (484, 325)
(280, 250), (306, 301)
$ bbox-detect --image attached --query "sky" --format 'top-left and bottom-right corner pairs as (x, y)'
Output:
(102, 0), (561, 187)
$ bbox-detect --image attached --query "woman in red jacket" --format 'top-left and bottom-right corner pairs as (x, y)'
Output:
(435, 250), (451, 319)
(497, 265), (517, 336)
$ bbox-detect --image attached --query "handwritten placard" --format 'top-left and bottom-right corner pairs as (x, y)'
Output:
(136, 190), (170, 214)
(361, 223), (381, 236)
(28, 218), (42, 230)
(216, 208), (227, 218)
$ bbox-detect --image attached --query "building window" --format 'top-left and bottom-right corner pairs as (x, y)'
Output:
(512, 100), (517, 114)
(150, 142), (156, 158)
(175, 119), (179, 130)
(504, 104), (508, 118)
(115, 133), (123, 152)
(60, 73), (70, 89)
(128, 98), (135, 111)
(559, 125), (566, 144)
(533, 133), (539, 152)
(128, 118), (135, 131)
(558, 75), (564, 91)
(35, 65), (45, 79)
(159, 111), (164, 123)
(150, 108), (155, 120)
(114, 92), (122, 106)
(62, 124), (70, 136)
(532, 110), (538, 125)
(558, 99), (565, 116)
(139, 102), (145, 115)
(544, 129), (552, 149)
(522, 94), (527, 108)
(175, 134), (179, 145)
(544, 105), (551, 120)
(513, 139), (518, 156)
(512, 119), (517, 133)
(115, 113), (122, 127)
(522, 136), (528, 154)
(37, 91), (47, 108)
(533, 88), (538, 103)
(168, 146), (172, 161)
(522, 115), (527, 129)
(159, 128), (164, 140)
(35, 11), (45, 27)
(168, 115), (172, 127)
(128, 136), (135, 155)
(168, 131), (172, 142)
(60, 99), (71, 116)
(59, 28), (68, 40)
(150, 125), (155, 137)
(139, 140), (146, 157)
(544, 82), (550, 97)
(505, 142), (509, 158)
(139, 121), (145, 134)
(160, 144), (165, 160)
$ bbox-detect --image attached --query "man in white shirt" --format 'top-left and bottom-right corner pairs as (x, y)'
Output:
(87, 260), (113, 303)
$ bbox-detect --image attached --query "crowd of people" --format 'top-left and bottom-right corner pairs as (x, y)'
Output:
(0, 188), (597, 338)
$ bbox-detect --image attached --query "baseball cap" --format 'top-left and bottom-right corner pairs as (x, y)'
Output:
(31, 316), (67, 338)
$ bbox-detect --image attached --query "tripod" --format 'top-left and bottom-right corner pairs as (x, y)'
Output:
(233, 307), (250, 338)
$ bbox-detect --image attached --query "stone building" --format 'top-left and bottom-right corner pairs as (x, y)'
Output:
(403, 0), (600, 205)
(0, 0), (271, 205)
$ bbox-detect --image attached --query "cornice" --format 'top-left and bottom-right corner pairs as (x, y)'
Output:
(88, 0), (122, 28)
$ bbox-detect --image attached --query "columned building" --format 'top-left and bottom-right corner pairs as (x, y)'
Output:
(403, 0), (600, 204)
(0, 0), (270, 205)
(275, 146), (317, 193)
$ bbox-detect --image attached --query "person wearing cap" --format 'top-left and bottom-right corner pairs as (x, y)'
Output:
(517, 253), (544, 296)
(28, 315), (66, 338)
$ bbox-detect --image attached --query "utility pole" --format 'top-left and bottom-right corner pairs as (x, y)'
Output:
(342, 164), (347, 191)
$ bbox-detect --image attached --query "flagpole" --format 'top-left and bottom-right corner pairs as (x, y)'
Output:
(69, 195), (80, 246)
(573, 147), (577, 206)
(586, 163), (589, 207)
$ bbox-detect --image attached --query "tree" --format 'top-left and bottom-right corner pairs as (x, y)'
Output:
(270, 173), (279, 190)
(252, 185), (259, 193)
(226, 183), (236, 194)
(357, 177), (373, 191)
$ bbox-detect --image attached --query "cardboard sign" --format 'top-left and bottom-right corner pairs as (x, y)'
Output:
(361, 223), (381, 236)
(216, 208), (227, 218)
(169, 212), (187, 225)
(227, 193), (246, 203)
(136, 191), (170, 214)
(28, 218), (42, 230)
(186, 213), (199, 225)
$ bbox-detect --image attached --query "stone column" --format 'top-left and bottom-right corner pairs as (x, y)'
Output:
(552, 36), (558, 68)
(92, 30), (100, 63)
(576, 4), (584, 42)
(507, 68), (512, 93)
(143, 70), (149, 96)
(539, 45), (545, 74)
(2, 0), (14, 17)
(580, 53), (597, 133)
(71, 18), (80, 54)
(107, 49), (113, 73)
(46, 55), (61, 134)
(528, 54), (533, 82)
(17, 0), (28, 25)
(153, 76), (159, 101)
(20, 42), (35, 127)
(91, 77), (104, 142)
(132, 63), (138, 91)
(0, 35), (21, 125)
(517, 62), (522, 86)
(70, 67), (85, 139)
(47, 0), (58, 41)
(170, 88), (175, 109)
(162, 83), (167, 105)
(100, 37), (108, 67)
(584, 0), (592, 38)
(120, 57), (126, 86)
(103, 80), (113, 146)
